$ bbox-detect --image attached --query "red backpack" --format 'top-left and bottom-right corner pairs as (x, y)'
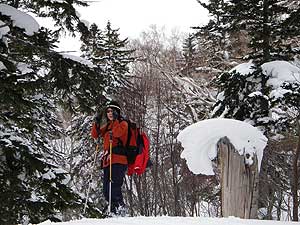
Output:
(123, 119), (150, 176)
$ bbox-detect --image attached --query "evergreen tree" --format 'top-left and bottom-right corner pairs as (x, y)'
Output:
(81, 21), (134, 96)
(195, 0), (234, 71)
(7, 0), (88, 35)
(0, 1), (102, 224)
(199, 0), (300, 62)
(204, 0), (300, 132)
(196, 0), (230, 48)
(196, 0), (300, 68)
(181, 34), (197, 76)
(198, 0), (300, 220)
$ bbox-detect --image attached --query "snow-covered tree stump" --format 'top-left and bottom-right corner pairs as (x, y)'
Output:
(217, 136), (259, 219)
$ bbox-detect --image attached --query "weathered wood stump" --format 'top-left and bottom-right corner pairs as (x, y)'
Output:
(217, 137), (259, 219)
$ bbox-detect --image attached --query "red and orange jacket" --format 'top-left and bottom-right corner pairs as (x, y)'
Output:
(91, 120), (128, 168)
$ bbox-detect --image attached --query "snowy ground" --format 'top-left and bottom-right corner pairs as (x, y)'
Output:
(38, 216), (297, 225)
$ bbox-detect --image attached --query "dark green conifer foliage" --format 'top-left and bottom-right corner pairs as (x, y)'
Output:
(81, 21), (134, 96)
(196, 0), (230, 46)
(198, 0), (300, 132)
(182, 34), (197, 76)
(200, 0), (300, 63)
(198, 2), (300, 218)
(237, 0), (300, 62)
(0, 1), (103, 224)
(6, 0), (88, 35)
(194, 0), (237, 72)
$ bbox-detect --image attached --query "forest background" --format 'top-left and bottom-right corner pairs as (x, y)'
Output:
(0, 0), (299, 225)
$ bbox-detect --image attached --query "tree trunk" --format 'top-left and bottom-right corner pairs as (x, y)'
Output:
(218, 137), (259, 219)
(262, 0), (271, 62)
(292, 117), (300, 221)
(153, 79), (161, 216)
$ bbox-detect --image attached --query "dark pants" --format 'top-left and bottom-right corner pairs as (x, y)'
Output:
(103, 164), (127, 213)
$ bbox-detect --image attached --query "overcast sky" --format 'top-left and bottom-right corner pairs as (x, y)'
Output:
(53, 0), (209, 54)
(77, 0), (209, 38)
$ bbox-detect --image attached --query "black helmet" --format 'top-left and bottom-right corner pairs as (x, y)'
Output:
(106, 100), (121, 114)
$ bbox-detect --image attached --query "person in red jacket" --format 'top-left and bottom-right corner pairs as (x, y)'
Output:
(91, 100), (128, 215)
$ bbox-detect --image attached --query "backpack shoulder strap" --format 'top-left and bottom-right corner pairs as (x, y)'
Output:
(115, 117), (131, 147)
(126, 119), (131, 147)
(102, 122), (110, 135)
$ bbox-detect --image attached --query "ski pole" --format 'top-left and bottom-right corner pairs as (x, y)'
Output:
(83, 138), (100, 215)
(108, 130), (113, 214)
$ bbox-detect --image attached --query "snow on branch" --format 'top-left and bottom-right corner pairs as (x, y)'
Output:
(195, 66), (222, 74)
(0, 4), (39, 36)
(60, 53), (95, 68)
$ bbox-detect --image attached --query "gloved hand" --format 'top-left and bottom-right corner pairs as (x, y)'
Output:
(94, 112), (102, 125)
(112, 109), (119, 121)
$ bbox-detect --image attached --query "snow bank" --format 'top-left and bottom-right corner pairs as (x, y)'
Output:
(36, 216), (295, 225)
(177, 118), (267, 175)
